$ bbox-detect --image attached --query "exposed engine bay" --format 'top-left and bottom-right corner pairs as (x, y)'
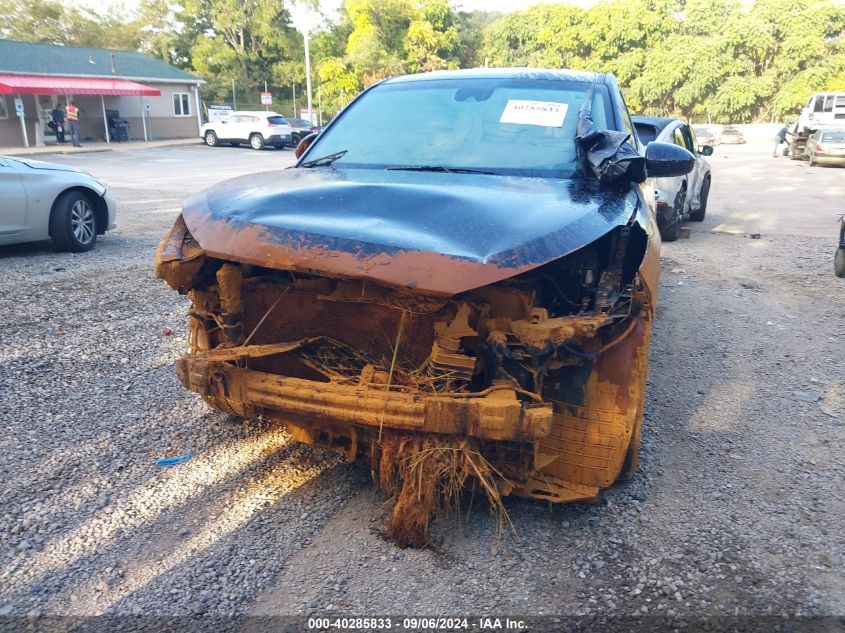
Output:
(157, 216), (654, 546)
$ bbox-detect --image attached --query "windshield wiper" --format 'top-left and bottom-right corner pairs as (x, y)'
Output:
(384, 165), (497, 175)
(299, 150), (348, 168)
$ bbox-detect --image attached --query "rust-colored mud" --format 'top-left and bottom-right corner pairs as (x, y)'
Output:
(156, 216), (658, 546)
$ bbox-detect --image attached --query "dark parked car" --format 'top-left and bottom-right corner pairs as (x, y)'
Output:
(286, 117), (317, 146)
(156, 68), (692, 546)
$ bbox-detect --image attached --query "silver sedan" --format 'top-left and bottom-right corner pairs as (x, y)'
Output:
(0, 155), (117, 252)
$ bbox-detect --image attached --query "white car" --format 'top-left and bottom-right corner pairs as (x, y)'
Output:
(201, 111), (293, 150)
(0, 156), (117, 252)
(633, 116), (713, 242)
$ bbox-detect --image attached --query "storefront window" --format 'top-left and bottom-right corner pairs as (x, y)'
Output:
(173, 92), (190, 116)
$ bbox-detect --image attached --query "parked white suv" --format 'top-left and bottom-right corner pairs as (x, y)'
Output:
(796, 93), (845, 134)
(201, 111), (293, 150)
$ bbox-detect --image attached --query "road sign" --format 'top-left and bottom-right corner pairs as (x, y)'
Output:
(260, 92), (272, 106)
(14, 97), (24, 117)
(208, 104), (234, 122)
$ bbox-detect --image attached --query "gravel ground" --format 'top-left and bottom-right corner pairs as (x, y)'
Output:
(0, 145), (842, 631)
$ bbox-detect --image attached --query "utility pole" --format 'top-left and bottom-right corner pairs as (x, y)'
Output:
(304, 29), (313, 123)
(232, 78), (237, 110)
(293, 83), (296, 118)
(264, 80), (268, 111)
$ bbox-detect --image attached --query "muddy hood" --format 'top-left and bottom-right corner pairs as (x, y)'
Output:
(182, 167), (641, 295)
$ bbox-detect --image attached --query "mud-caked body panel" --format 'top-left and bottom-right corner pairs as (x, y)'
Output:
(157, 198), (657, 544)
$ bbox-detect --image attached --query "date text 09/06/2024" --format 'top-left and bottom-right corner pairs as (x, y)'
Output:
(307, 617), (528, 630)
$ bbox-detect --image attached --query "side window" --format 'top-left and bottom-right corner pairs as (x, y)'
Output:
(686, 125), (699, 151)
(673, 127), (686, 147)
(823, 95), (834, 112)
(813, 97), (825, 112)
(617, 93), (638, 149)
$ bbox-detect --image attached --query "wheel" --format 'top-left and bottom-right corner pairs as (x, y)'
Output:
(249, 134), (265, 150)
(291, 133), (301, 146)
(204, 130), (218, 147)
(689, 177), (709, 222)
(659, 189), (684, 242)
(50, 191), (98, 252)
(835, 248), (845, 278)
(617, 412), (643, 481)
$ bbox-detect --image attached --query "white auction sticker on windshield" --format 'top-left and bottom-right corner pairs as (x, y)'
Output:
(499, 100), (568, 127)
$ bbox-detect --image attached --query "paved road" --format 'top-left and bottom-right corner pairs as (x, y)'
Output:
(704, 142), (844, 238)
(7, 144), (297, 247)
(29, 141), (843, 243)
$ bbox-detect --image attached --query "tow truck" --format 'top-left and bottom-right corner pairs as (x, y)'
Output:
(788, 92), (845, 159)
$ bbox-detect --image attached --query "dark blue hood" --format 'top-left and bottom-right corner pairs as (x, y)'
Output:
(181, 166), (641, 295)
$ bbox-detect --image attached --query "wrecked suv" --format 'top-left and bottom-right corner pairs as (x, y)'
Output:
(156, 69), (693, 546)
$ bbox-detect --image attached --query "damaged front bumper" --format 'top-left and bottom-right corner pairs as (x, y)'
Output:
(156, 206), (658, 545)
(177, 346), (553, 443)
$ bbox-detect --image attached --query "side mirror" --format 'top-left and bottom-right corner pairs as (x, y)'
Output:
(645, 142), (695, 178)
(295, 133), (318, 159)
(700, 145), (714, 156)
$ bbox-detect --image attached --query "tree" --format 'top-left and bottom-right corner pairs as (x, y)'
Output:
(0, 0), (143, 48)
(176, 0), (303, 103)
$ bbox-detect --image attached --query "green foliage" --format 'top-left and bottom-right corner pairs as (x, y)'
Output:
(482, 0), (845, 122)
(4, 0), (845, 122)
(0, 0), (143, 48)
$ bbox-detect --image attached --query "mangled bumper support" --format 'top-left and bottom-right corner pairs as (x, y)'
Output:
(176, 350), (554, 443)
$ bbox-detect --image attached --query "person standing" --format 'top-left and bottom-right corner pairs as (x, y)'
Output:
(67, 101), (81, 147)
(51, 102), (66, 143)
(772, 124), (788, 157)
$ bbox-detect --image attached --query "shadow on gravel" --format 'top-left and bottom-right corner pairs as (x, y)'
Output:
(100, 459), (365, 615)
(0, 234), (150, 263)
(4, 418), (360, 613)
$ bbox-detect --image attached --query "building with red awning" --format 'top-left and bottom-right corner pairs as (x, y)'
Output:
(0, 39), (204, 148)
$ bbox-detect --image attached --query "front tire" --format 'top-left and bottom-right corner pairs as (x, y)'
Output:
(50, 191), (98, 252)
(204, 131), (218, 147)
(249, 134), (265, 150)
(689, 178), (709, 222)
(835, 248), (845, 278)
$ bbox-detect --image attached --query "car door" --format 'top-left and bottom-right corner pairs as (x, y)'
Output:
(217, 115), (239, 142)
(241, 115), (260, 141)
(672, 123), (701, 210)
(0, 157), (28, 240)
(681, 124), (704, 204)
